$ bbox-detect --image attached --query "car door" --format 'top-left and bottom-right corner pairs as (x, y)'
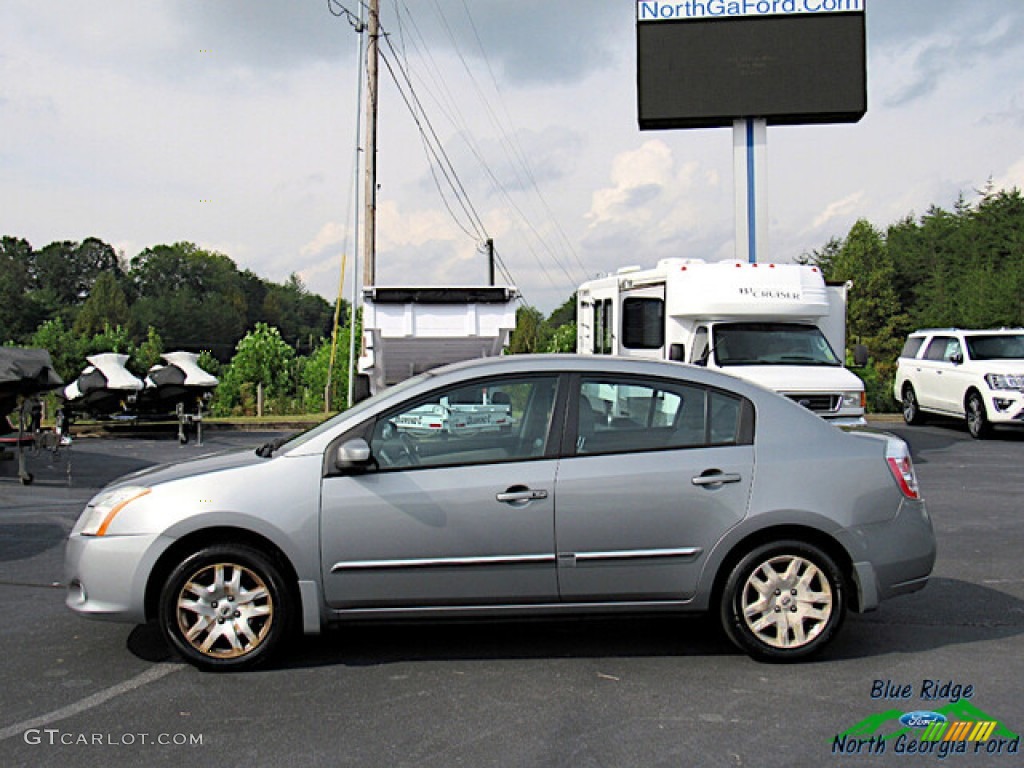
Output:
(555, 374), (755, 602)
(935, 337), (970, 414)
(916, 336), (960, 414)
(320, 374), (563, 609)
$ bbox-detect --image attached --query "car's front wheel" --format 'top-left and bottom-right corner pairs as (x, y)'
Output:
(720, 541), (845, 662)
(902, 384), (925, 425)
(965, 391), (991, 439)
(158, 544), (291, 671)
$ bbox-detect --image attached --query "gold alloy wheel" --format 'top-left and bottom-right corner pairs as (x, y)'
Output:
(175, 562), (274, 658)
(740, 554), (833, 650)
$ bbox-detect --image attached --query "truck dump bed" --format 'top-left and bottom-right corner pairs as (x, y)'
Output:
(358, 287), (518, 394)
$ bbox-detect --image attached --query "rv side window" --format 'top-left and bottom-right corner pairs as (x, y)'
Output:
(621, 298), (664, 350)
(593, 299), (613, 355)
(693, 327), (709, 365)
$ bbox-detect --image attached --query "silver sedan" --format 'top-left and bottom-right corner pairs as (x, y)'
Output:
(65, 355), (936, 670)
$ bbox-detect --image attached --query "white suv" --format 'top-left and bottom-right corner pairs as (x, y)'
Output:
(894, 328), (1024, 438)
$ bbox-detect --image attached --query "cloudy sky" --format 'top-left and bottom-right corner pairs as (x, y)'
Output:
(4, 1), (1024, 313)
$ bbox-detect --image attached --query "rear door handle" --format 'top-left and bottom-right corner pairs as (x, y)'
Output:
(496, 488), (549, 503)
(691, 472), (742, 487)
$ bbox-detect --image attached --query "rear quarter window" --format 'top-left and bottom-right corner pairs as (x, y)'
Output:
(900, 336), (925, 359)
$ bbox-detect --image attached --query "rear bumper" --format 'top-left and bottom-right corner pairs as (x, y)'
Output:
(839, 498), (936, 613)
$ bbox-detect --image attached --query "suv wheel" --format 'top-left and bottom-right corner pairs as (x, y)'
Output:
(965, 391), (991, 439)
(720, 540), (845, 662)
(901, 384), (925, 425)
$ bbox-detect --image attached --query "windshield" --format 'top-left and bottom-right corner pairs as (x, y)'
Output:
(965, 334), (1024, 361)
(712, 322), (841, 367)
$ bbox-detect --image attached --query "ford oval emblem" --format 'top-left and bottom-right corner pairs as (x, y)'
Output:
(899, 711), (947, 729)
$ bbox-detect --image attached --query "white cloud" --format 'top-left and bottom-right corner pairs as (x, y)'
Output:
(5, 1), (1024, 314)
(992, 159), (1024, 194)
(302, 222), (348, 258)
(811, 192), (866, 231)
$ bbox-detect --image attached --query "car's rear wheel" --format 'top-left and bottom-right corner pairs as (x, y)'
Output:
(720, 541), (845, 662)
(902, 384), (925, 425)
(965, 391), (990, 439)
(158, 544), (290, 671)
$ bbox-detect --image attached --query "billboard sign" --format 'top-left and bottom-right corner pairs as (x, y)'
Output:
(637, 0), (864, 22)
(637, 0), (867, 129)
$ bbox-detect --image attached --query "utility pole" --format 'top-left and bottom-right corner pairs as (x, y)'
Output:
(363, 0), (380, 288)
(486, 238), (495, 286)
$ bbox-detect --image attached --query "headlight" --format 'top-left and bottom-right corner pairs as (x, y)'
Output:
(78, 486), (151, 536)
(984, 373), (1024, 390)
(841, 390), (865, 409)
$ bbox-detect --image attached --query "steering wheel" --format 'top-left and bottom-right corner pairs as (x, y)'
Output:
(398, 431), (420, 465)
(377, 421), (420, 467)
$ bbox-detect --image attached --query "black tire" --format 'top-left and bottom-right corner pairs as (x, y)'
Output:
(965, 391), (990, 439)
(901, 384), (925, 426)
(158, 544), (291, 671)
(720, 540), (846, 662)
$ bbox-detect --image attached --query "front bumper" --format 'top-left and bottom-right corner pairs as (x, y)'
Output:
(65, 532), (169, 623)
(983, 389), (1024, 425)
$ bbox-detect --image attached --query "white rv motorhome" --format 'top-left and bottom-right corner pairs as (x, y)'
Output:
(577, 259), (866, 426)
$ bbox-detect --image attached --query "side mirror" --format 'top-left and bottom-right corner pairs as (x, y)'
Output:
(951, 352), (964, 366)
(852, 344), (869, 368)
(334, 438), (373, 471)
(668, 343), (686, 362)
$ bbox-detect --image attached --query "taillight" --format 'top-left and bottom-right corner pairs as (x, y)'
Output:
(886, 439), (921, 499)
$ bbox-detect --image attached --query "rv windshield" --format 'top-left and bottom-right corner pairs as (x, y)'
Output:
(712, 322), (842, 367)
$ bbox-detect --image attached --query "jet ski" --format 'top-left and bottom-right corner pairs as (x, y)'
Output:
(138, 351), (219, 416)
(138, 352), (219, 444)
(62, 353), (144, 419)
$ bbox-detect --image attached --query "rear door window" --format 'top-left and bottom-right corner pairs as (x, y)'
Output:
(574, 376), (753, 455)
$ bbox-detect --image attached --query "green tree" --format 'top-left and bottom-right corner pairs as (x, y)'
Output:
(217, 324), (296, 415)
(29, 238), (119, 323)
(129, 243), (248, 357)
(544, 323), (577, 353)
(0, 237), (43, 342)
(85, 323), (135, 358)
(74, 271), (131, 337)
(509, 306), (545, 354)
(134, 326), (165, 376)
(546, 293), (577, 330)
(30, 317), (83, 383)
(261, 273), (335, 355)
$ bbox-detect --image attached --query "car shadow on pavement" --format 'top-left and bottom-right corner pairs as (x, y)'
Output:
(288, 614), (738, 669)
(123, 577), (1023, 670)
(125, 614), (738, 669)
(830, 577), (1024, 660)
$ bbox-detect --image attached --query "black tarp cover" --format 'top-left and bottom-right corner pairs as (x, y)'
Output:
(0, 347), (63, 397)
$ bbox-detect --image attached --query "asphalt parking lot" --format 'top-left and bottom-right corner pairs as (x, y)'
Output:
(0, 422), (1022, 767)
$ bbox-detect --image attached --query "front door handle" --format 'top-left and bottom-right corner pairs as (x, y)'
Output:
(496, 487), (549, 503)
(691, 471), (742, 487)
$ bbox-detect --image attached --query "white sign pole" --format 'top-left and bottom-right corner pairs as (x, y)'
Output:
(733, 118), (768, 263)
